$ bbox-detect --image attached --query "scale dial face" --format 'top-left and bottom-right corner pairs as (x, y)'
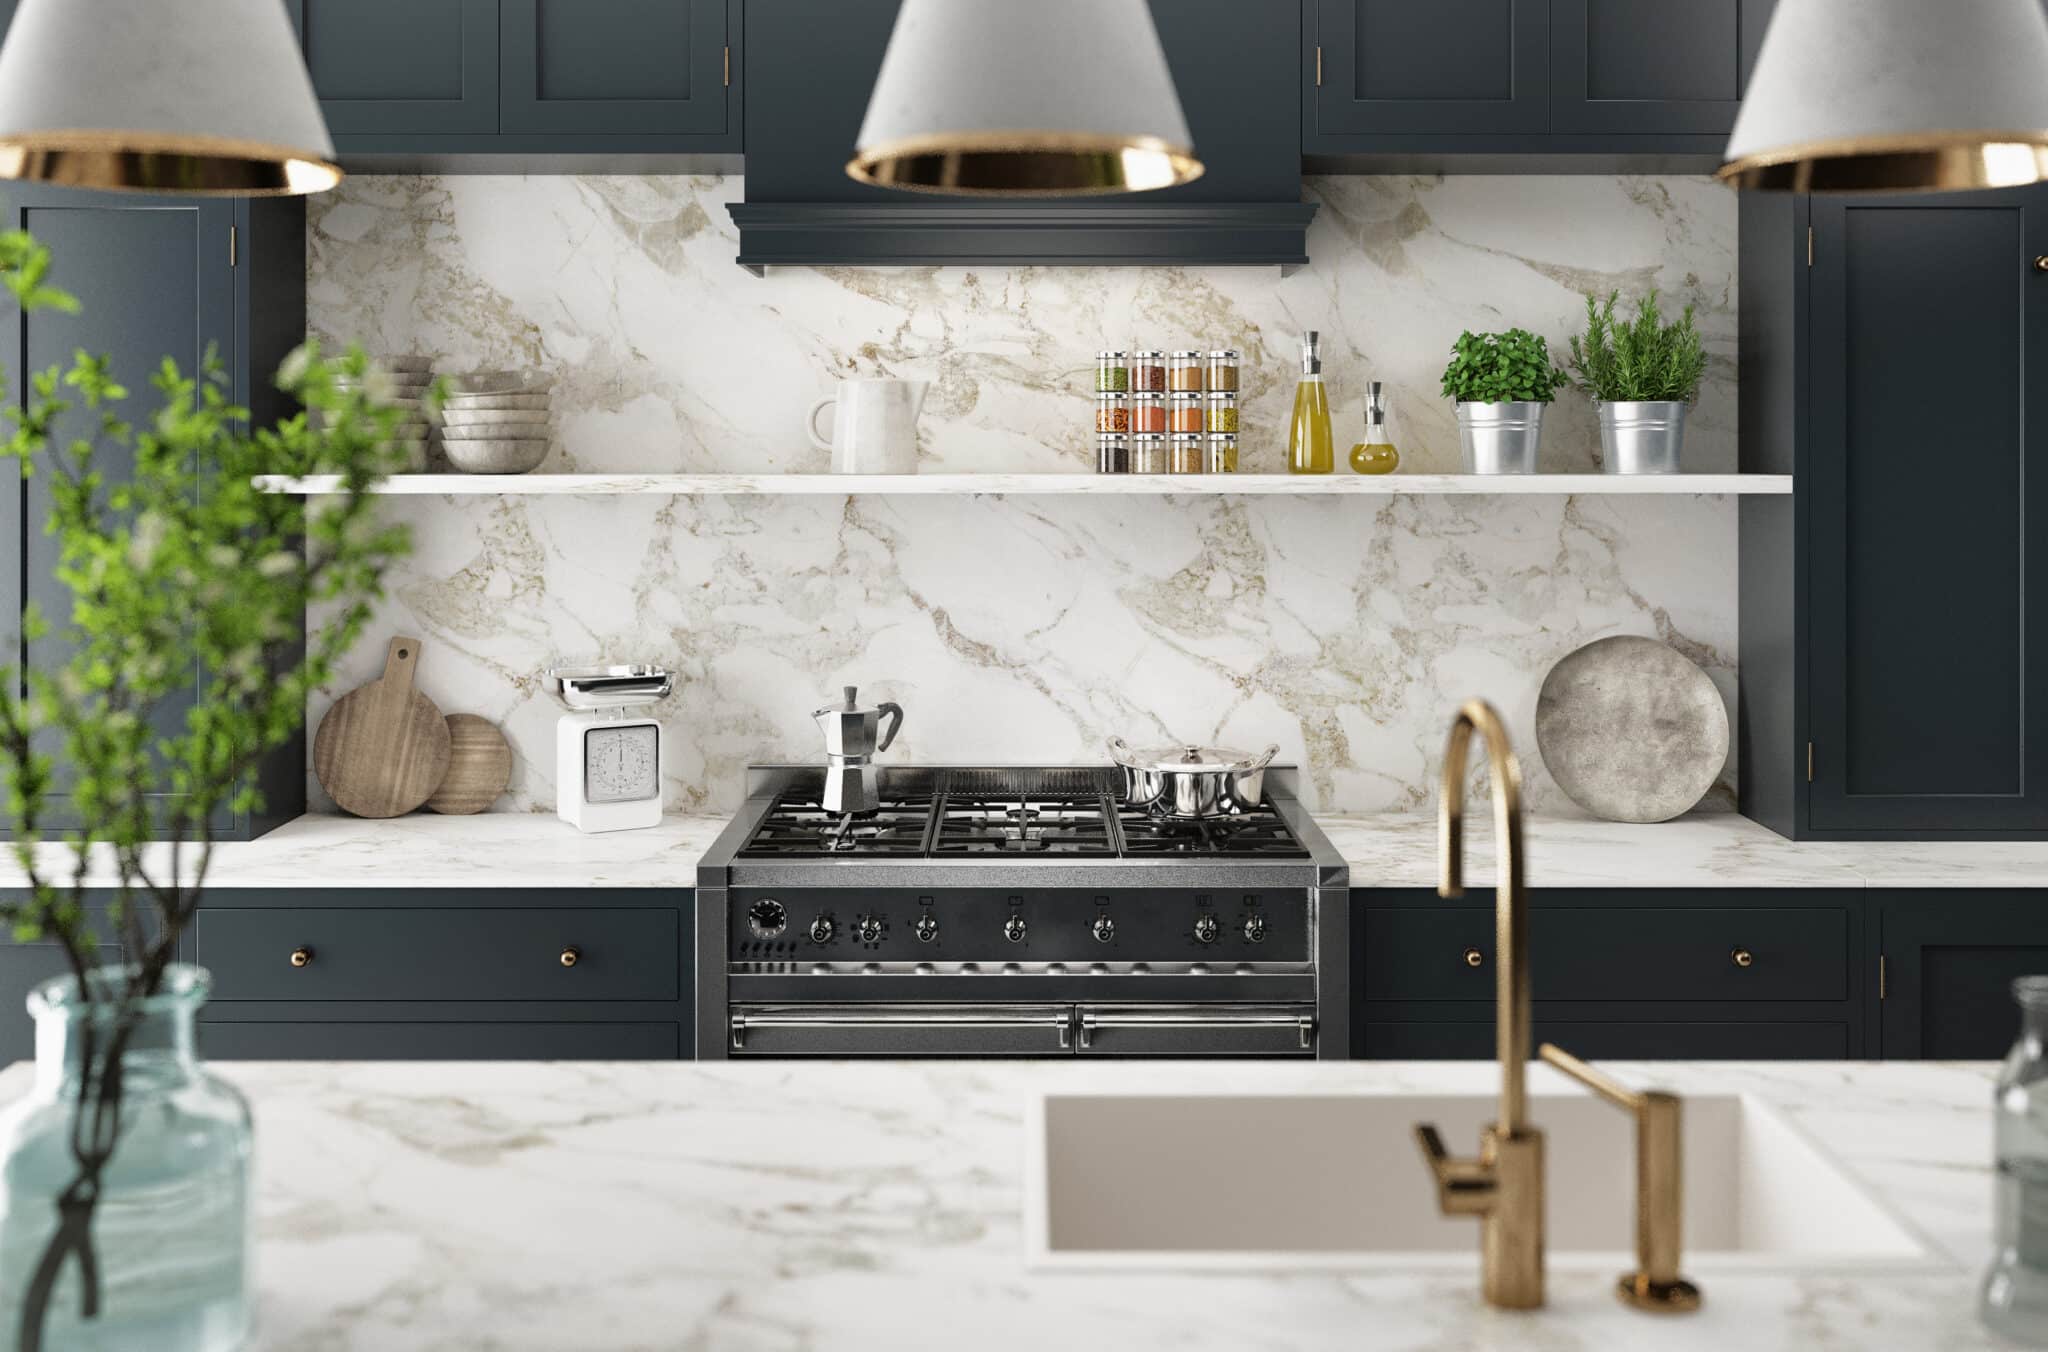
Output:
(583, 724), (660, 804)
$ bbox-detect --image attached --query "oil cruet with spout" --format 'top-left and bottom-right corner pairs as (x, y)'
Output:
(814, 685), (904, 816)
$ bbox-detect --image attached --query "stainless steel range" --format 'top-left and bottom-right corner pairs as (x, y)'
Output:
(693, 764), (1350, 1058)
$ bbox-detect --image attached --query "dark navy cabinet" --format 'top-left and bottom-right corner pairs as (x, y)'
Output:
(1353, 889), (1866, 1059)
(286, 0), (500, 135)
(0, 187), (307, 841)
(1309, 0), (1551, 138)
(1877, 893), (2048, 1058)
(1741, 186), (2048, 839)
(1550, 0), (1774, 135)
(500, 0), (730, 136)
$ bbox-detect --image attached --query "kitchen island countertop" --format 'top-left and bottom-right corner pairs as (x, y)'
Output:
(2, 808), (2046, 890)
(0, 1057), (2000, 1351)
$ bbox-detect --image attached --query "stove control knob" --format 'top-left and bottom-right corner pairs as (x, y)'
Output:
(748, 898), (788, 940)
(1003, 915), (1028, 943)
(854, 915), (883, 944)
(808, 915), (835, 944)
(1192, 914), (1219, 944)
(914, 914), (939, 943)
(1243, 913), (1268, 944)
(1091, 916), (1116, 943)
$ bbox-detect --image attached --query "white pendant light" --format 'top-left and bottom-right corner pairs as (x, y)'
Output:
(1721, 0), (2048, 192)
(0, 0), (339, 196)
(848, 0), (1201, 196)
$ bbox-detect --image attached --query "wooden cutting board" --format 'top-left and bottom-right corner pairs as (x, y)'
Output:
(426, 713), (513, 815)
(313, 636), (452, 818)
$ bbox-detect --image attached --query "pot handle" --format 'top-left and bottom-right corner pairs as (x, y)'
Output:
(1238, 743), (1280, 772)
(876, 702), (904, 753)
(1105, 735), (1133, 766)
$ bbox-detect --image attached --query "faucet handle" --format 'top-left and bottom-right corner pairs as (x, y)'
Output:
(1413, 1123), (1497, 1215)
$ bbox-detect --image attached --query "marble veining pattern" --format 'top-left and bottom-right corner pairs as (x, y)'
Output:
(305, 175), (1740, 816)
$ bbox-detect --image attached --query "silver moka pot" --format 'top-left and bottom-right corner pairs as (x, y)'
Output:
(812, 685), (904, 816)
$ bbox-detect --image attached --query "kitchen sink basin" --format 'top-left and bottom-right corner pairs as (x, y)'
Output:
(1024, 1091), (1938, 1273)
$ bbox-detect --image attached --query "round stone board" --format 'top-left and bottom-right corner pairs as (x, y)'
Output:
(1534, 635), (1729, 823)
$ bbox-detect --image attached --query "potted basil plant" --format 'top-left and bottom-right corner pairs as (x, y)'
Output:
(1439, 328), (1567, 474)
(1568, 289), (1707, 474)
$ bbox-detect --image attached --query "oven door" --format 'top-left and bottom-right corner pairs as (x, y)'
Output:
(728, 1003), (1074, 1056)
(1074, 1004), (1316, 1056)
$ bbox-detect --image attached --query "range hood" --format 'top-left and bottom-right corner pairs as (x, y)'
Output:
(732, 0), (1315, 274)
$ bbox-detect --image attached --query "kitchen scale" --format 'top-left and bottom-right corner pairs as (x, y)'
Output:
(544, 665), (673, 833)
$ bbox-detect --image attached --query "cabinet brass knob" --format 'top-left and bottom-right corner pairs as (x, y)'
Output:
(560, 947), (581, 968)
(1731, 947), (1754, 968)
(2035, 255), (2048, 272)
(289, 947), (313, 968)
(1462, 946), (1484, 968)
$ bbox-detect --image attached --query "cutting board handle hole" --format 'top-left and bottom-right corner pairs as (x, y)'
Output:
(396, 647), (409, 659)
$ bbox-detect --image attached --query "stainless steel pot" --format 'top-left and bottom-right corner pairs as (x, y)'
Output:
(1106, 737), (1280, 818)
(1456, 400), (1546, 474)
(1595, 400), (1687, 474)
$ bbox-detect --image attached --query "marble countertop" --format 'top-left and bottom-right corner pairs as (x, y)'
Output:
(3, 808), (2047, 891)
(0, 1058), (1998, 1351)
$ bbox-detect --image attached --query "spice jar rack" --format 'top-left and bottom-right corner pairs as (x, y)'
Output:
(1094, 347), (1238, 475)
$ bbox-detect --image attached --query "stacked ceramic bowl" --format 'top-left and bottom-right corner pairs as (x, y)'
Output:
(438, 371), (553, 474)
(332, 355), (433, 471)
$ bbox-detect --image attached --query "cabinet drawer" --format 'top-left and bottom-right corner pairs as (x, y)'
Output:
(201, 1020), (678, 1060)
(200, 909), (679, 1002)
(1361, 906), (1848, 1002)
(1358, 1018), (1849, 1060)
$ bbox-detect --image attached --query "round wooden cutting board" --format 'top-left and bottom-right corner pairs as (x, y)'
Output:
(313, 636), (453, 818)
(426, 713), (513, 815)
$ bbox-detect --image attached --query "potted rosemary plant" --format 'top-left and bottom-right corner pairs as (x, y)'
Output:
(1439, 328), (1567, 474)
(1568, 289), (1707, 474)
(0, 231), (413, 1352)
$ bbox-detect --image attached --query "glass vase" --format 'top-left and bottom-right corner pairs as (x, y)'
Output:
(0, 965), (251, 1351)
(1982, 975), (2048, 1342)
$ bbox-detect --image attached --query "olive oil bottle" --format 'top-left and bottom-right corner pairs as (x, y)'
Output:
(1349, 381), (1400, 474)
(1288, 331), (1333, 474)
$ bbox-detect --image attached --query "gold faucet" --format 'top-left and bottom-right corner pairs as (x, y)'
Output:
(1412, 700), (1701, 1315)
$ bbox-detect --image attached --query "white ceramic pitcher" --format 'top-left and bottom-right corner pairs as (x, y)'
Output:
(807, 377), (929, 474)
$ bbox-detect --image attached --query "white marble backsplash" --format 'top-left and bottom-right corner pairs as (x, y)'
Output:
(305, 174), (1740, 816)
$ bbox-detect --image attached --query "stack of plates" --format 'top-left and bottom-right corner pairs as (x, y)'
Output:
(331, 355), (434, 471)
(439, 371), (553, 474)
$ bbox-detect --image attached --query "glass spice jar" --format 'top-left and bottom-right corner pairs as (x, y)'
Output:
(1168, 394), (1205, 434)
(1168, 351), (1206, 393)
(1208, 432), (1238, 474)
(1206, 348), (1240, 392)
(1095, 350), (1129, 394)
(1095, 433), (1130, 474)
(1130, 350), (1166, 393)
(1204, 391), (1239, 433)
(1094, 393), (1130, 433)
(1130, 394), (1167, 434)
(1169, 432), (1207, 474)
(1130, 433), (1169, 474)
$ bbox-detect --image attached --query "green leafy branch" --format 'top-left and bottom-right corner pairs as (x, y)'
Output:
(1567, 289), (1707, 404)
(1439, 328), (1567, 405)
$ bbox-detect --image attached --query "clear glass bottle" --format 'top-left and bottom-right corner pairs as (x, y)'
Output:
(1982, 976), (2048, 1341)
(0, 966), (252, 1351)
(1288, 330), (1333, 474)
(1349, 380), (1400, 474)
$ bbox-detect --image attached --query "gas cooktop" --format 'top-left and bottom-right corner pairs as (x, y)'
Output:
(733, 767), (1311, 861)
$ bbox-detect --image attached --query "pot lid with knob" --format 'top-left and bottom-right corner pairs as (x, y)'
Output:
(1106, 735), (1278, 775)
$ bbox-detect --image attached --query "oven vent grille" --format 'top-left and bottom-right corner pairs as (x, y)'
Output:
(940, 767), (1119, 799)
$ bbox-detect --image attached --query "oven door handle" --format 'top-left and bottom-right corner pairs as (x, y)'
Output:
(730, 1004), (1074, 1051)
(1075, 1005), (1316, 1050)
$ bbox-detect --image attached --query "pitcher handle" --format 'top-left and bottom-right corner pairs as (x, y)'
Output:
(806, 396), (837, 453)
(876, 701), (904, 753)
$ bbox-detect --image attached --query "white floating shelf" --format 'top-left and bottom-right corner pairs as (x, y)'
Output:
(254, 472), (1791, 497)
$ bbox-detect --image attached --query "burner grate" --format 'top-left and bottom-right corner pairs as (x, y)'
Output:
(738, 792), (934, 857)
(1115, 804), (1307, 857)
(930, 793), (1119, 856)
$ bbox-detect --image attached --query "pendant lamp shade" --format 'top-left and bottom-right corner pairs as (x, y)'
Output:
(0, 0), (339, 196)
(1721, 0), (2048, 192)
(849, 0), (1201, 196)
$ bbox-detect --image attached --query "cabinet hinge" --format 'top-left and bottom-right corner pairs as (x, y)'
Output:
(1806, 225), (1814, 267)
(228, 225), (237, 268)
(1806, 741), (1814, 782)
(724, 45), (730, 87)
(1879, 954), (1886, 1000)
(1315, 45), (1323, 87)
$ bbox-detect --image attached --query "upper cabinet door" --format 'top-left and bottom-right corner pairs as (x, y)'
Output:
(285, 0), (500, 135)
(1550, 0), (1774, 135)
(1807, 187), (2048, 834)
(1309, 0), (1550, 136)
(500, 0), (730, 136)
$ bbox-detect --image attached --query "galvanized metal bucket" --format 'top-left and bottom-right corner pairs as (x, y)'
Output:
(1456, 401), (1546, 474)
(1596, 400), (1688, 474)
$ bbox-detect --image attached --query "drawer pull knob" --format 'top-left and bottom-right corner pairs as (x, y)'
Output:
(289, 947), (314, 968)
(1462, 946), (1484, 969)
(560, 947), (581, 968)
(1731, 947), (1754, 969)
